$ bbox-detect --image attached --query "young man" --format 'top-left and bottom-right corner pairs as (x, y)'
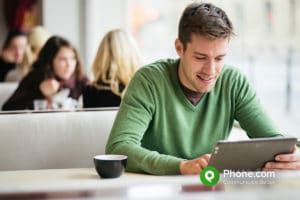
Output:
(0, 31), (28, 81)
(106, 3), (300, 175)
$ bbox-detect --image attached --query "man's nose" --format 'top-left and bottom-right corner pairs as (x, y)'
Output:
(203, 60), (216, 75)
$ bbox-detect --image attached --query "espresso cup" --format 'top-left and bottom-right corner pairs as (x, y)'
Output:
(94, 154), (127, 178)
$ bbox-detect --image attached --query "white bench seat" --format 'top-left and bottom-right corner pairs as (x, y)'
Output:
(0, 108), (118, 170)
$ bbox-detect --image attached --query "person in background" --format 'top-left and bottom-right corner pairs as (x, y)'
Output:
(83, 29), (142, 108)
(2, 36), (89, 111)
(5, 27), (51, 82)
(106, 2), (300, 175)
(0, 30), (27, 82)
(27, 26), (51, 62)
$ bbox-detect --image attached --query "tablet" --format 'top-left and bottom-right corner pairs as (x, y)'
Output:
(208, 137), (297, 172)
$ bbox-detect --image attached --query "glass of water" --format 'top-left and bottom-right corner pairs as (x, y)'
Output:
(33, 99), (48, 110)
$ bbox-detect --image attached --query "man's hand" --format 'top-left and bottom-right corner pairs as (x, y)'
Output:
(180, 154), (211, 175)
(263, 145), (300, 171)
(39, 78), (60, 97)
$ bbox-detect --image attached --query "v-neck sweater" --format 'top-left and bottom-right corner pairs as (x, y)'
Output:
(106, 58), (282, 175)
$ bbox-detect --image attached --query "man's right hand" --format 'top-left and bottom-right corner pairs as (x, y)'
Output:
(180, 154), (211, 175)
(39, 78), (60, 97)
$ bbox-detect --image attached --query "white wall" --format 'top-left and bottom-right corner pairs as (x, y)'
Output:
(43, 0), (81, 46)
(84, 0), (128, 77)
(42, 0), (86, 71)
(42, 0), (83, 65)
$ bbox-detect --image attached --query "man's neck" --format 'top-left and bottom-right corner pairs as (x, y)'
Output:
(179, 81), (204, 106)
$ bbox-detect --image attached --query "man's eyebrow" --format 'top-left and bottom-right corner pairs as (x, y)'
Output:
(193, 52), (227, 57)
(193, 52), (207, 57)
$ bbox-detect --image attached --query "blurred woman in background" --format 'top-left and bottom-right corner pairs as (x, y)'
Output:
(2, 35), (89, 110)
(0, 31), (27, 82)
(83, 29), (142, 108)
(5, 26), (51, 82)
(27, 26), (51, 62)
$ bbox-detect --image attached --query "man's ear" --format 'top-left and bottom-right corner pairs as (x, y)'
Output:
(175, 38), (184, 56)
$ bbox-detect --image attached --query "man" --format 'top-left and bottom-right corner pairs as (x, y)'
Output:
(106, 3), (300, 175)
(0, 30), (28, 81)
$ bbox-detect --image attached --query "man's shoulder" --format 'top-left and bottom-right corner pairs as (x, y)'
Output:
(127, 58), (178, 93)
(137, 58), (179, 77)
(220, 65), (246, 81)
(222, 64), (242, 75)
(217, 65), (252, 93)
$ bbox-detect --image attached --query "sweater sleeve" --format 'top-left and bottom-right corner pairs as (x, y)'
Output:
(105, 69), (183, 175)
(2, 71), (44, 111)
(233, 70), (282, 138)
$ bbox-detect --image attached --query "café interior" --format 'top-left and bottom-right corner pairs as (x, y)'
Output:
(0, 0), (299, 199)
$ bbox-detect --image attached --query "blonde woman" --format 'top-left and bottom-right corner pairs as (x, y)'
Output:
(83, 29), (142, 108)
(24, 26), (51, 65)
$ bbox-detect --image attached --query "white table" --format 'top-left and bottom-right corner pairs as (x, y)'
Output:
(0, 168), (300, 199)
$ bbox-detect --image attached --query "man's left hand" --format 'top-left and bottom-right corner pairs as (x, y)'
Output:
(263, 145), (300, 170)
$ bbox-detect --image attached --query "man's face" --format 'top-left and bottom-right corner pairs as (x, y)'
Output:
(176, 34), (229, 93)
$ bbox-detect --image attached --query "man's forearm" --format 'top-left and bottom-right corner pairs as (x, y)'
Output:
(106, 142), (183, 175)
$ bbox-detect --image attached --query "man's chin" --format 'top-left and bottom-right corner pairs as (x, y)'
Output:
(196, 86), (214, 93)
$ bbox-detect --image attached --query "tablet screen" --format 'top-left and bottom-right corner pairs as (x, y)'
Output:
(208, 137), (297, 172)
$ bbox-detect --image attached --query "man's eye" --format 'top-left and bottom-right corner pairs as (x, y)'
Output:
(195, 57), (205, 60)
(215, 57), (223, 61)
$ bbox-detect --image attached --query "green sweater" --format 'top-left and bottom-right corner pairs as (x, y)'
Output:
(106, 59), (282, 175)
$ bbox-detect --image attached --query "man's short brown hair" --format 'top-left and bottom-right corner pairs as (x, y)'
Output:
(178, 3), (234, 50)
